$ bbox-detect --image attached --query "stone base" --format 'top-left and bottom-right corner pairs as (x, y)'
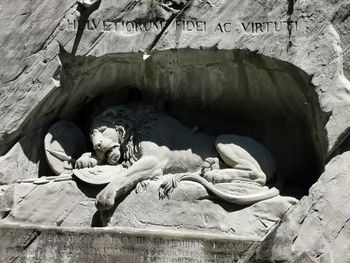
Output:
(0, 176), (297, 238)
(0, 225), (260, 263)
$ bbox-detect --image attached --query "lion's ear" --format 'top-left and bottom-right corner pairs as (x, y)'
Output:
(116, 126), (126, 140)
(103, 109), (116, 118)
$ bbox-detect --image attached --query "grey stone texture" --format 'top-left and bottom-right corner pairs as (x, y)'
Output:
(0, 0), (350, 261)
(254, 151), (350, 263)
(0, 178), (295, 237)
(0, 226), (260, 262)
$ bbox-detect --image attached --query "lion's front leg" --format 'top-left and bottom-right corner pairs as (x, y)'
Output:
(95, 156), (165, 210)
(95, 176), (129, 210)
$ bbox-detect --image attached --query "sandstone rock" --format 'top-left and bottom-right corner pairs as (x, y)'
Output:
(0, 132), (41, 185)
(0, 185), (14, 219)
(0, 0), (349, 197)
(0, 226), (258, 263)
(253, 151), (350, 263)
(1, 177), (296, 238)
(0, 0), (350, 261)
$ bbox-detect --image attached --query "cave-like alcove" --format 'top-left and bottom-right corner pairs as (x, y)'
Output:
(42, 49), (327, 198)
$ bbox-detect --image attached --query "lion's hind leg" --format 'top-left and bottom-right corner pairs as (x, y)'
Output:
(202, 135), (272, 185)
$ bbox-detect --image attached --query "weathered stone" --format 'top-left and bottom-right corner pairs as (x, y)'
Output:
(0, 226), (260, 262)
(0, 0), (350, 261)
(0, 185), (14, 219)
(1, 178), (296, 238)
(253, 151), (350, 263)
(0, 132), (41, 184)
(0, 0), (349, 161)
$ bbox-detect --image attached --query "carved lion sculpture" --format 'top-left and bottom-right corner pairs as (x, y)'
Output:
(75, 104), (280, 210)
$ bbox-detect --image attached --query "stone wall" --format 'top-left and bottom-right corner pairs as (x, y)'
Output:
(1, 0), (350, 262)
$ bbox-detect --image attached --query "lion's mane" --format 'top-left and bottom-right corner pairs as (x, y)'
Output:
(91, 104), (159, 167)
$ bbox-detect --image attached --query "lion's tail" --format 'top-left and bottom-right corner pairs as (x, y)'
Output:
(180, 174), (280, 205)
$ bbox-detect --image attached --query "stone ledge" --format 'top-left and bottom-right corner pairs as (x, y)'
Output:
(0, 224), (262, 263)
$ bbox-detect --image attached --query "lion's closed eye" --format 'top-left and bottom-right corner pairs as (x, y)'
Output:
(98, 126), (107, 132)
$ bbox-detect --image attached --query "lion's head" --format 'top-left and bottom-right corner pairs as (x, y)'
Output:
(90, 104), (158, 167)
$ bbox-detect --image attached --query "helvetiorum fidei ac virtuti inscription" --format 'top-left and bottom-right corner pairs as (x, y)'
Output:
(1, 0), (350, 262)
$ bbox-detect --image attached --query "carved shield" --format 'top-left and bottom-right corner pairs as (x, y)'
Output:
(44, 121), (87, 175)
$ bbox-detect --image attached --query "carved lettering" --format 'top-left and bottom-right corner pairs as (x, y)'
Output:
(196, 21), (206, 31)
(125, 21), (134, 32)
(66, 19), (77, 30)
(175, 20), (207, 32)
(214, 22), (233, 33)
(255, 22), (263, 32)
(240, 20), (299, 33)
(103, 21), (113, 31)
(214, 23), (224, 32)
(64, 19), (166, 32)
(262, 21), (273, 31)
(274, 21), (282, 31)
(91, 19), (101, 30)
(241, 22), (250, 32)
(62, 18), (300, 35)
(4, 229), (256, 262)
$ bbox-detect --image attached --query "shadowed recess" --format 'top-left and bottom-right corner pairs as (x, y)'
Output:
(2, 49), (328, 198)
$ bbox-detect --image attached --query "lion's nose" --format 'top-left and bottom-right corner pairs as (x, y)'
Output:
(94, 142), (102, 150)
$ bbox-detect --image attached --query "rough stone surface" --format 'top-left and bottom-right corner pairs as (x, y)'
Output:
(253, 151), (350, 263)
(1, 0), (350, 261)
(0, 177), (296, 238)
(0, 185), (14, 219)
(332, 1), (350, 80)
(0, 226), (260, 262)
(1, 0), (350, 158)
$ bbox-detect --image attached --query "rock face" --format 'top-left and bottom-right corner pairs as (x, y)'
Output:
(254, 151), (350, 263)
(0, 177), (296, 238)
(1, 0), (350, 261)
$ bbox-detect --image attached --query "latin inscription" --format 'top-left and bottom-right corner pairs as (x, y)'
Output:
(62, 18), (299, 34)
(65, 19), (167, 32)
(3, 230), (258, 262)
(240, 21), (298, 33)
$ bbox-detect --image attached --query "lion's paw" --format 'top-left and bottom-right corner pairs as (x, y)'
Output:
(201, 157), (220, 174)
(95, 183), (118, 210)
(159, 176), (178, 199)
(135, 180), (150, 194)
(75, 153), (98, 169)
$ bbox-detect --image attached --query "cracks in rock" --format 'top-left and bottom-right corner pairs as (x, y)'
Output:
(287, 0), (295, 16)
(14, 185), (38, 207)
(119, 0), (139, 15)
(8, 256), (19, 263)
(0, 3), (75, 86)
(25, 3), (78, 64)
(5, 229), (42, 255)
(0, 210), (10, 220)
(330, 2), (350, 23)
(291, 232), (299, 245)
(334, 217), (350, 240)
(0, 4), (81, 156)
(326, 126), (350, 162)
(0, 66), (28, 86)
(286, 0), (296, 52)
(83, 32), (105, 56)
(145, 0), (193, 55)
(138, 220), (232, 233)
(21, 230), (41, 250)
(256, 216), (268, 228)
(54, 196), (84, 227)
